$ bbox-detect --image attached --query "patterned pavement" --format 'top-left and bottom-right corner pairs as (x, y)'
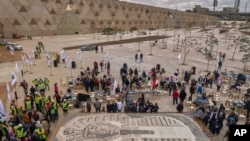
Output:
(55, 113), (209, 141)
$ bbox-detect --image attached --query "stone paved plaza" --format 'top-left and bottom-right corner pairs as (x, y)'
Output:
(1, 27), (249, 141)
(55, 113), (209, 141)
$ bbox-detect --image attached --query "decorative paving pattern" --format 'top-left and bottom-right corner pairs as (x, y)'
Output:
(55, 114), (198, 141)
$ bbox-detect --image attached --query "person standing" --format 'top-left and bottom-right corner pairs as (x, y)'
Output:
(54, 83), (59, 94)
(35, 92), (42, 112)
(62, 99), (68, 113)
(246, 100), (250, 118)
(50, 100), (58, 122)
(94, 98), (101, 112)
(100, 61), (104, 72)
(101, 46), (103, 53)
(14, 124), (26, 141)
(44, 77), (50, 90)
(172, 88), (179, 105)
(107, 61), (110, 75)
(179, 89), (187, 102)
(189, 84), (195, 100)
(21, 80), (28, 95)
(117, 99), (123, 112)
(217, 78), (222, 92)
(218, 61), (222, 71)
(95, 46), (98, 53)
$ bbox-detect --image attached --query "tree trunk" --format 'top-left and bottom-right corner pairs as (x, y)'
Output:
(182, 54), (187, 65)
(232, 45), (238, 60)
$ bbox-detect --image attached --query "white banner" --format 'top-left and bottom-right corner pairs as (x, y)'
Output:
(136, 53), (141, 63)
(6, 82), (12, 101)
(0, 100), (6, 122)
(104, 52), (110, 62)
(10, 47), (14, 55)
(15, 62), (20, 73)
(46, 55), (51, 67)
(178, 53), (181, 64)
(32, 50), (35, 58)
(112, 79), (118, 92)
(66, 57), (71, 68)
(76, 51), (82, 61)
(21, 54), (25, 62)
(60, 50), (65, 60)
(24, 55), (32, 64)
(11, 72), (17, 86)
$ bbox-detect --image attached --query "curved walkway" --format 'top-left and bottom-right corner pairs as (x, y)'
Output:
(55, 113), (209, 141)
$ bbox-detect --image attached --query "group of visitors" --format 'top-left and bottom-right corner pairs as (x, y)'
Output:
(0, 76), (69, 141)
(124, 93), (159, 113)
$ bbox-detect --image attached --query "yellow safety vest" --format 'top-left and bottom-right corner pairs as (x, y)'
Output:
(62, 102), (68, 110)
(25, 100), (32, 110)
(12, 107), (17, 117)
(0, 124), (7, 135)
(35, 128), (46, 139)
(35, 95), (41, 104)
(44, 79), (49, 85)
(16, 127), (25, 138)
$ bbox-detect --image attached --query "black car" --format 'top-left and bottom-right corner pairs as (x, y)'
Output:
(81, 44), (97, 51)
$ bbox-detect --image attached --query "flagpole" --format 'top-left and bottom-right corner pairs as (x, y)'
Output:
(32, 57), (36, 66)
(80, 60), (83, 69)
(70, 67), (73, 78)
(49, 65), (53, 76)
(29, 63), (33, 74)
(138, 62), (141, 72)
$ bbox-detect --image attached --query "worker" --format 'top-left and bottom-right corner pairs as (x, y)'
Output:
(62, 99), (68, 113)
(44, 77), (50, 90)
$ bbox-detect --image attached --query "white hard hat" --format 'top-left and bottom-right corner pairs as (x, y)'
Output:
(18, 123), (22, 127)
(63, 99), (66, 102)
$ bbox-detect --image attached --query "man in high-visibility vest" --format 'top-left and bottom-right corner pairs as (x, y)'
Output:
(32, 77), (39, 90)
(50, 100), (58, 122)
(11, 106), (18, 118)
(34, 126), (46, 141)
(44, 77), (50, 90)
(24, 97), (32, 111)
(35, 92), (42, 112)
(41, 94), (47, 114)
(14, 124), (25, 140)
(0, 121), (9, 141)
(38, 82), (45, 93)
(62, 99), (68, 113)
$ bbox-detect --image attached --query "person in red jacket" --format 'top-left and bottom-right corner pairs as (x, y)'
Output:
(172, 88), (179, 105)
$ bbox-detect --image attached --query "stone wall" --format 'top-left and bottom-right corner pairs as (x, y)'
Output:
(0, 0), (218, 38)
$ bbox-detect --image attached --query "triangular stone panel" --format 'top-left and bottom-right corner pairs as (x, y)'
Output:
(13, 19), (21, 25)
(81, 19), (86, 24)
(45, 19), (51, 25)
(30, 18), (37, 25)
(55, 0), (61, 4)
(50, 9), (57, 14)
(79, 0), (84, 6)
(69, 0), (74, 5)
(75, 9), (80, 14)
(19, 6), (28, 12)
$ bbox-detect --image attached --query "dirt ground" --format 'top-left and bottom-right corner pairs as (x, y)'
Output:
(0, 45), (23, 63)
(0, 44), (23, 110)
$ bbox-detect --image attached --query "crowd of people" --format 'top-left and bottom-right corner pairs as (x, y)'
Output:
(0, 76), (70, 141)
(1, 39), (249, 141)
